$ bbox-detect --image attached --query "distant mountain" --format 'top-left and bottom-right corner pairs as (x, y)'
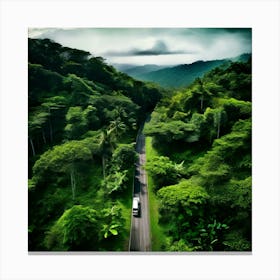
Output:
(124, 53), (251, 88)
(123, 64), (168, 77)
(133, 60), (229, 88)
(230, 53), (251, 62)
(111, 63), (137, 72)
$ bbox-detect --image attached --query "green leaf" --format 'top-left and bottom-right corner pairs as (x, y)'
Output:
(109, 229), (118, 235)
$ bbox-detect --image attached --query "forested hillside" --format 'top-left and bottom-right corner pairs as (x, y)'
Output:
(28, 37), (251, 252)
(118, 64), (165, 77)
(125, 53), (251, 88)
(28, 38), (161, 251)
(144, 59), (252, 251)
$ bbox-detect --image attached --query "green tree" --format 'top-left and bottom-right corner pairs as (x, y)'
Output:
(144, 120), (197, 145)
(223, 230), (251, 251)
(109, 118), (126, 139)
(111, 144), (138, 171)
(203, 107), (227, 141)
(197, 220), (229, 251)
(100, 205), (124, 239)
(63, 74), (96, 105)
(189, 151), (231, 188)
(65, 106), (88, 139)
(165, 238), (197, 252)
(103, 170), (128, 194)
(45, 205), (100, 250)
(41, 96), (67, 143)
(112, 106), (127, 120)
(158, 180), (209, 213)
(190, 78), (213, 112)
(213, 108), (227, 139)
(145, 156), (184, 189)
(98, 128), (116, 179)
(222, 98), (251, 126)
(158, 180), (209, 245)
(33, 140), (92, 199)
(83, 105), (100, 130)
(28, 109), (50, 156)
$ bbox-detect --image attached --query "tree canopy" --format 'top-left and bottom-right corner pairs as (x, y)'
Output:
(144, 59), (251, 251)
(28, 37), (251, 252)
(28, 38), (162, 251)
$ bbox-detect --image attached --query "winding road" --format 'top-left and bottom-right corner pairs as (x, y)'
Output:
(129, 132), (151, 251)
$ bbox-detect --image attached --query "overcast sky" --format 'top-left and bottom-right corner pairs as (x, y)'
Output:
(28, 28), (251, 66)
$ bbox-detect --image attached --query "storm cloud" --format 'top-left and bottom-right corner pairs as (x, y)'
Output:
(104, 40), (195, 56)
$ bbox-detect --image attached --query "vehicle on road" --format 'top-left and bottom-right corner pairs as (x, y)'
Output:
(132, 196), (140, 217)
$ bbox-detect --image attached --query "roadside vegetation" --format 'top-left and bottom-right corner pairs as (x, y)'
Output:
(144, 59), (252, 251)
(28, 37), (251, 252)
(145, 136), (167, 250)
(28, 38), (161, 251)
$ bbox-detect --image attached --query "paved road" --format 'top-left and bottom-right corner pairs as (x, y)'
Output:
(129, 132), (151, 251)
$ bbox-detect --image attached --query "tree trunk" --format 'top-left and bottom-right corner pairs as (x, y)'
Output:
(29, 137), (36, 156)
(200, 95), (204, 111)
(49, 120), (53, 142)
(217, 121), (220, 139)
(102, 155), (106, 180)
(214, 111), (221, 139)
(70, 168), (76, 200)
(42, 129), (47, 145)
(48, 108), (53, 142)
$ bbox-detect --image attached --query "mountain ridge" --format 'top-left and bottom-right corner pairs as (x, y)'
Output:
(121, 53), (251, 88)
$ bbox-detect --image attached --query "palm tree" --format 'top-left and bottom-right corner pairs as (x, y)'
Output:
(109, 119), (126, 139)
(113, 106), (126, 120)
(99, 128), (115, 180)
(99, 120), (126, 180)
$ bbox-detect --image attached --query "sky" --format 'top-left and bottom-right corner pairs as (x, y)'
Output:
(28, 28), (252, 66)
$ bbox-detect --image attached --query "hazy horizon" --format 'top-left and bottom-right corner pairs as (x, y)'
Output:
(28, 28), (252, 66)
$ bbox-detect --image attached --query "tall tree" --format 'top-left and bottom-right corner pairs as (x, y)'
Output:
(98, 128), (116, 180)
(28, 109), (50, 156)
(109, 119), (126, 139)
(41, 96), (66, 143)
(64, 106), (88, 139)
(33, 140), (92, 199)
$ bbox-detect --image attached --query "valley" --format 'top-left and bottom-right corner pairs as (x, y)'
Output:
(28, 36), (251, 252)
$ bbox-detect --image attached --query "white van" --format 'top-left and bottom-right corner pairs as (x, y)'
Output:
(132, 197), (140, 217)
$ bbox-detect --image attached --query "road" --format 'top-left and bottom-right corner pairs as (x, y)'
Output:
(129, 132), (151, 251)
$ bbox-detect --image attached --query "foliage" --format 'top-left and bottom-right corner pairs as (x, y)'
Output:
(196, 220), (229, 251)
(28, 37), (161, 251)
(103, 170), (128, 194)
(145, 156), (184, 189)
(144, 120), (198, 145)
(165, 238), (197, 252)
(124, 55), (251, 88)
(33, 140), (92, 180)
(100, 205), (125, 240)
(45, 205), (100, 250)
(65, 106), (88, 139)
(111, 144), (138, 171)
(158, 180), (209, 211)
(145, 59), (251, 251)
(29, 37), (251, 252)
(223, 230), (251, 251)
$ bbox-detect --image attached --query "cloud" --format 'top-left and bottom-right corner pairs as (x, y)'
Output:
(28, 28), (251, 65)
(104, 40), (194, 57)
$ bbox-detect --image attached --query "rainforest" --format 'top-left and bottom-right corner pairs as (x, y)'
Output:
(28, 35), (251, 252)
